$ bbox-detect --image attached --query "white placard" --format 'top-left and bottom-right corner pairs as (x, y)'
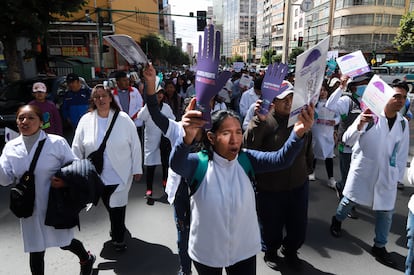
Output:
(103, 34), (148, 65)
(233, 62), (245, 72)
(288, 36), (330, 126)
(361, 74), (394, 117)
(239, 73), (253, 88)
(336, 50), (370, 78)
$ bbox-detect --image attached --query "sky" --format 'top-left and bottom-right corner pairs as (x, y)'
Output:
(169, 0), (212, 51)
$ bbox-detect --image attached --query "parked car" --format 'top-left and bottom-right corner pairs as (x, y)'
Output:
(0, 76), (90, 150)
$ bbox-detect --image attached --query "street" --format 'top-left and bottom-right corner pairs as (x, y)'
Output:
(0, 153), (412, 275)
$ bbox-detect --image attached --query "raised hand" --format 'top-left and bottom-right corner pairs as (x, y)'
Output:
(143, 63), (156, 95)
(259, 62), (289, 115)
(182, 98), (207, 145)
(195, 24), (231, 128)
(293, 103), (315, 137)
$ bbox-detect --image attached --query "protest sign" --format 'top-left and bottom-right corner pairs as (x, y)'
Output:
(336, 50), (370, 78)
(288, 36), (329, 126)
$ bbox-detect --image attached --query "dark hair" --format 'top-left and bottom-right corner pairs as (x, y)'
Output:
(17, 105), (43, 122)
(254, 77), (263, 90)
(204, 110), (242, 159)
(114, 71), (127, 81)
(392, 80), (409, 93)
(89, 84), (121, 111)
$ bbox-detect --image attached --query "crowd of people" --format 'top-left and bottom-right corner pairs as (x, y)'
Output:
(0, 57), (413, 275)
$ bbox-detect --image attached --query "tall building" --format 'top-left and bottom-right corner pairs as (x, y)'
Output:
(222, 0), (257, 61)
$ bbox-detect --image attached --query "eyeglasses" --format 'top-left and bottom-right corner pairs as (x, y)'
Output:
(93, 94), (109, 100)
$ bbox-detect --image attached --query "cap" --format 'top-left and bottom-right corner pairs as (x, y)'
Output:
(275, 80), (294, 99)
(328, 77), (340, 87)
(66, 73), (79, 82)
(32, 82), (47, 93)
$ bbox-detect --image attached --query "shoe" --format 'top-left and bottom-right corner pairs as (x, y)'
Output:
(398, 182), (405, 190)
(328, 177), (337, 189)
(308, 173), (316, 181)
(146, 197), (155, 205)
(145, 190), (152, 198)
(113, 241), (127, 252)
(330, 216), (342, 237)
(347, 207), (359, 219)
(264, 250), (282, 269)
(371, 245), (396, 267)
(335, 182), (343, 199)
(281, 248), (302, 271)
(80, 252), (96, 275)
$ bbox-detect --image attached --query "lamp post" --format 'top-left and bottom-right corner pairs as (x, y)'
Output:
(306, 19), (312, 49)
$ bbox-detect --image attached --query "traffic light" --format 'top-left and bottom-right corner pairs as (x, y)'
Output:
(298, 36), (303, 47)
(252, 36), (256, 47)
(197, 11), (207, 31)
(102, 45), (109, 53)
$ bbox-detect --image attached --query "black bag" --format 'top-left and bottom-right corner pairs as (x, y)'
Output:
(87, 111), (119, 174)
(10, 139), (46, 218)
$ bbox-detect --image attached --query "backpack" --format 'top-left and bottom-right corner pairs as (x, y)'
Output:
(189, 150), (255, 196)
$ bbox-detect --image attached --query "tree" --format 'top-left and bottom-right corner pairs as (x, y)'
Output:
(231, 55), (244, 62)
(393, 11), (414, 51)
(0, 0), (86, 81)
(289, 47), (305, 64)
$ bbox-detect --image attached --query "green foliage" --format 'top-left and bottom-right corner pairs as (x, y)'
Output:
(231, 55), (244, 62)
(289, 47), (305, 64)
(393, 11), (414, 51)
(272, 54), (282, 63)
(0, 0), (86, 40)
(140, 34), (189, 67)
(261, 49), (275, 65)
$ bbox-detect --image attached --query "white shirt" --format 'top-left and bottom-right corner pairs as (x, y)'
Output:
(239, 87), (260, 118)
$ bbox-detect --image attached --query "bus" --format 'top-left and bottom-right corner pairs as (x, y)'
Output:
(380, 62), (414, 83)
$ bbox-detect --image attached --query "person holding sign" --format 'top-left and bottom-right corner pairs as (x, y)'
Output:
(330, 82), (409, 268)
(243, 64), (314, 271)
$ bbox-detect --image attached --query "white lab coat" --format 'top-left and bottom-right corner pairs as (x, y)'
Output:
(138, 103), (175, 166)
(113, 86), (144, 127)
(0, 131), (76, 252)
(311, 99), (340, 159)
(342, 112), (409, 210)
(72, 110), (142, 207)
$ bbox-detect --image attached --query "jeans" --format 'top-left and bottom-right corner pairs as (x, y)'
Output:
(336, 196), (393, 247)
(174, 180), (192, 274)
(406, 209), (414, 275)
(337, 151), (352, 191)
(193, 255), (256, 275)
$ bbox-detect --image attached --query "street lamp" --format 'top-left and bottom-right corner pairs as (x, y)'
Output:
(306, 19), (312, 49)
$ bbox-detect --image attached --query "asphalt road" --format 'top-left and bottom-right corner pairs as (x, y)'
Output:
(0, 152), (413, 275)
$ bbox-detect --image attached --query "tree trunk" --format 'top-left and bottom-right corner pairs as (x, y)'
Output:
(3, 35), (21, 82)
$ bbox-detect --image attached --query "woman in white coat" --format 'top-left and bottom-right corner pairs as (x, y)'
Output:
(72, 85), (142, 251)
(309, 80), (340, 188)
(138, 87), (175, 199)
(0, 105), (95, 275)
(330, 82), (410, 267)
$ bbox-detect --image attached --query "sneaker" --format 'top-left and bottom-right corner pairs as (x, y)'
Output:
(80, 252), (96, 275)
(145, 190), (152, 198)
(347, 207), (359, 219)
(264, 250), (282, 269)
(308, 173), (316, 181)
(398, 182), (405, 190)
(330, 216), (342, 237)
(281, 247), (302, 271)
(371, 245), (396, 267)
(328, 177), (337, 189)
(113, 241), (127, 252)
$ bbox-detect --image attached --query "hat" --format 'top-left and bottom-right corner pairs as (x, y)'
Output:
(32, 82), (47, 93)
(275, 81), (294, 99)
(328, 77), (340, 87)
(156, 86), (165, 94)
(348, 72), (373, 86)
(66, 73), (79, 82)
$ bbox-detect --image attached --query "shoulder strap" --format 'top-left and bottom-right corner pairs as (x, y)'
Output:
(98, 110), (119, 151)
(189, 151), (209, 196)
(28, 139), (46, 173)
(237, 151), (255, 181)
(189, 150), (255, 196)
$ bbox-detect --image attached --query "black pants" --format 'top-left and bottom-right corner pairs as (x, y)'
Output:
(101, 184), (126, 243)
(29, 238), (88, 275)
(193, 255), (256, 275)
